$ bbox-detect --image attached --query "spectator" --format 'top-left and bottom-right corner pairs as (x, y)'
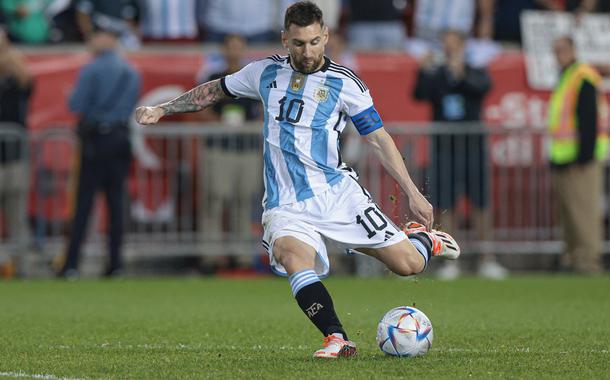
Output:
(58, 23), (141, 279)
(0, 27), (32, 276)
(197, 34), (263, 271)
(493, 0), (538, 44)
(548, 36), (607, 274)
(494, 0), (600, 45)
(198, 0), (277, 44)
(47, 0), (82, 42)
(139, 0), (202, 42)
(413, 30), (508, 280)
(413, 0), (494, 43)
(345, 0), (407, 50)
(75, 0), (140, 49)
(407, 0), (498, 62)
(0, 0), (59, 44)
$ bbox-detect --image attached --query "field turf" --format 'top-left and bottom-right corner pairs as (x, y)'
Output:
(1, 276), (609, 379)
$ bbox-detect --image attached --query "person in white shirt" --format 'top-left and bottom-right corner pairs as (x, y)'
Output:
(139, 0), (201, 41)
(136, 1), (460, 359)
(198, 0), (277, 43)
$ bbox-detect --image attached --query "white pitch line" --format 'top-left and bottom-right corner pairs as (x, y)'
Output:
(0, 371), (88, 380)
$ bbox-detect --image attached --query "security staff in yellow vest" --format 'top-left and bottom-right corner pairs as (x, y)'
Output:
(548, 36), (609, 274)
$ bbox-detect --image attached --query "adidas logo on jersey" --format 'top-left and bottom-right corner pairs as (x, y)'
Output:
(266, 80), (277, 89)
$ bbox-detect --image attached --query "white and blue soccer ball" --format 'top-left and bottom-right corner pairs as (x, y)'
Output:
(376, 306), (434, 357)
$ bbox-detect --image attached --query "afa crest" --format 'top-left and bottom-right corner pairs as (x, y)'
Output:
(290, 73), (305, 91)
(313, 86), (329, 103)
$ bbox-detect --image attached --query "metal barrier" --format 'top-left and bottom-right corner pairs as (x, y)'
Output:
(0, 123), (30, 259)
(23, 123), (265, 260)
(2, 122), (609, 262)
(376, 123), (609, 255)
(368, 123), (563, 255)
(126, 123), (264, 258)
(28, 127), (78, 255)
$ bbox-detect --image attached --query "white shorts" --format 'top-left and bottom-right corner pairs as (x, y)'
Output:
(261, 176), (407, 277)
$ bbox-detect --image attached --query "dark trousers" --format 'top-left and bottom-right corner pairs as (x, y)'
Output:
(62, 129), (131, 273)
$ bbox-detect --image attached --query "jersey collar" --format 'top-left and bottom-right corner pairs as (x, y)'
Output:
(287, 56), (331, 74)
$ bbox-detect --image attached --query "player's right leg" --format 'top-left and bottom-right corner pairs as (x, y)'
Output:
(272, 236), (356, 358)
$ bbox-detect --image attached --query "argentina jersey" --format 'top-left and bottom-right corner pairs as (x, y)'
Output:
(221, 55), (383, 210)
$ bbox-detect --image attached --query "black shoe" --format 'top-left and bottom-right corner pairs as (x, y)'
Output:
(57, 268), (80, 280)
(103, 267), (124, 278)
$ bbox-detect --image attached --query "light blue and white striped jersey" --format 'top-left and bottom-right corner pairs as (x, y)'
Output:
(221, 55), (383, 210)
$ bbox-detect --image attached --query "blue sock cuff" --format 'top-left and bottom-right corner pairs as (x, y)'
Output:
(409, 238), (429, 270)
(288, 269), (320, 296)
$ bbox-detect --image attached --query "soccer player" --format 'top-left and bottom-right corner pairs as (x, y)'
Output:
(136, 1), (460, 358)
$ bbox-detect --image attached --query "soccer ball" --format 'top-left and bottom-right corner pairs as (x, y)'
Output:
(376, 306), (433, 357)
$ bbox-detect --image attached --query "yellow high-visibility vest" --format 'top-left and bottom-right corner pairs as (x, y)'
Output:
(548, 62), (609, 164)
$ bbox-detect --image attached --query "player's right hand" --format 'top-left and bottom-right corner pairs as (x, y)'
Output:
(408, 191), (434, 231)
(135, 106), (165, 125)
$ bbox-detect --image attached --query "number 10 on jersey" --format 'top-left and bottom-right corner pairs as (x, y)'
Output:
(276, 96), (305, 123)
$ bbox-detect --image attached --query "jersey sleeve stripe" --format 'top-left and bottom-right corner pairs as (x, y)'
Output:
(267, 54), (288, 63)
(220, 76), (237, 98)
(328, 64), (368, 92)
(328, 67), (366, 92)
(330, 63), (366, 86)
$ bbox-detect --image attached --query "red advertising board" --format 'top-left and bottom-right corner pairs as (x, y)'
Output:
(25, 49), (554, 130)
(20, 50), (603, 228)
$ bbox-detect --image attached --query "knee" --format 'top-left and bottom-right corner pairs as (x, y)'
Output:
(391, 253), (424, 277)
(274, 242), (300, 268)
(273, 238), (315, 273)
(277, 252), (301, 272)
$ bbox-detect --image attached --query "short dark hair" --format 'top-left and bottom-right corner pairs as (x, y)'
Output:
(284, 1), (324, 30)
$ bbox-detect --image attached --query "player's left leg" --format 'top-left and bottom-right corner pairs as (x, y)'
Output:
(272, 235), (356, 358)
(261, 188), (358, 358)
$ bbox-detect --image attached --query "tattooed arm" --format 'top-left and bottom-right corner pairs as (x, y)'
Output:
(135, 79), (227, 125)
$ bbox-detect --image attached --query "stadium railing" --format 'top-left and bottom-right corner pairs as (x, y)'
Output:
(0, 123), (30, 259)
(2, 122), (609, 265)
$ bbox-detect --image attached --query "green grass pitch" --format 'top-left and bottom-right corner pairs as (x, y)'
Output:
(1, 276), (609, 379)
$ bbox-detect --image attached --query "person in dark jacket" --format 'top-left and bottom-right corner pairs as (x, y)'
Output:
(413, 30), (508, 279)
(58, 22), (141, 278)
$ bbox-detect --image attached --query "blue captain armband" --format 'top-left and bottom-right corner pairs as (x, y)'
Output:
(351, 106), (383, 135)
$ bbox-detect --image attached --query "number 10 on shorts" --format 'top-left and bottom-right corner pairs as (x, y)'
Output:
(356, 206), (389, 239)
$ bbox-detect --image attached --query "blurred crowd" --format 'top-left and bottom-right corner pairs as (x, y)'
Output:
(0, 0), (608, 49)
(2, 0), (610, 279)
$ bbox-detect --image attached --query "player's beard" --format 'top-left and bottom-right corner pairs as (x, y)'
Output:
(292, 53), (323, 74)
